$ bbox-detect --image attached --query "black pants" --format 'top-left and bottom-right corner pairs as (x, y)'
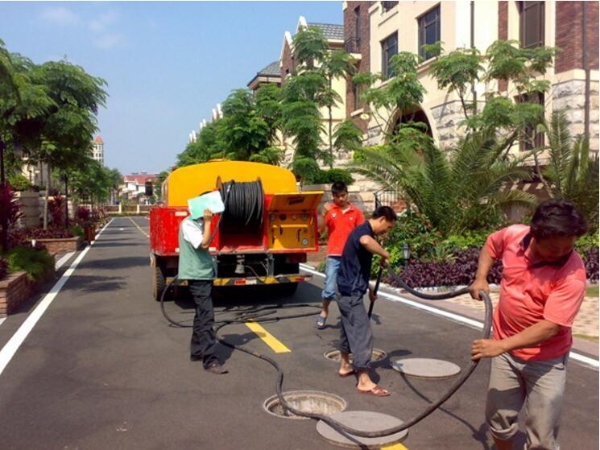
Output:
(189, 280), (218, 368)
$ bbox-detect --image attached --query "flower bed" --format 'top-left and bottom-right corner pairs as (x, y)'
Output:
(0, 264), (55, 317)
(34, 236), (83, 255)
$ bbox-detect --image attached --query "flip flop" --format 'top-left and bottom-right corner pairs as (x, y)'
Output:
(316, 315), (327, 329)
(338, 369), (357, 378)
(358, 385), (391, 397)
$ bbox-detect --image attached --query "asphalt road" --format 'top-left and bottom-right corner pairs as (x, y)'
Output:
(0, 217), (597, 450)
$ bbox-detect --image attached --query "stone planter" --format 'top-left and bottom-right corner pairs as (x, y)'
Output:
(0, 271), (33, 317)
(35, 236), (83, 254)
(0, 265), (56, 317)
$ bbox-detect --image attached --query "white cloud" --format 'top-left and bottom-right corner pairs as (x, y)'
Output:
(39, 6), (80, 26)
(93, 33), (125, 50)
(89, 10), (119, 33)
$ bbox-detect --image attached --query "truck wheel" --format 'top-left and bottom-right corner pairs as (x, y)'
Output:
(153, 265), (166, 301)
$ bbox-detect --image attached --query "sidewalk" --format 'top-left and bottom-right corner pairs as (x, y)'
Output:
(304, 256), (599, 358)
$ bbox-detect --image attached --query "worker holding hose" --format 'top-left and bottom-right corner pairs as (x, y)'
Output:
(336, 206), (397, 397)
(469, 199), (588, 450)
(179, 205), (228, 375)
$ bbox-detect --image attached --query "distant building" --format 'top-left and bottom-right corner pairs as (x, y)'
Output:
(92, 136), (104, 166)
(120, 172), (158, 204)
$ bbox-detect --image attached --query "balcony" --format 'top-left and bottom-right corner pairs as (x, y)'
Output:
(344, 37), (362, 54)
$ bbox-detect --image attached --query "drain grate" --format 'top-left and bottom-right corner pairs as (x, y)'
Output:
(323, 349), (387, 364)
(263, 390), (347, 420)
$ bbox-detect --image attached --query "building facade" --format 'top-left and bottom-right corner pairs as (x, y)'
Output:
(92, 135), (105, 166)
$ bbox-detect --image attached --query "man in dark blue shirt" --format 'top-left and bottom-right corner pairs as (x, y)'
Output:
(336, 206), (397, 396)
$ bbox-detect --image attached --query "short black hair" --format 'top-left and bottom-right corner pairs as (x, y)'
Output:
(530, 199), (588, 240)
(372, 205), (398, 222)
(331, 181), (348, 195)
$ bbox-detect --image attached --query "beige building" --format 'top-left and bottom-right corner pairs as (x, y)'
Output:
(345, 1), (599, 155)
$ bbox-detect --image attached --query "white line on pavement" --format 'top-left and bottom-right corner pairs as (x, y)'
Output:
(0, 219), (113, 377)
(300, 264), (599, 370)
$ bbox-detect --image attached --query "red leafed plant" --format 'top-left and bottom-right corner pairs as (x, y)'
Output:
(47, 195), (65, 228)
(0, 183), (23, 228)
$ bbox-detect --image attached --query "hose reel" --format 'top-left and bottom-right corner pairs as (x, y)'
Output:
(217, 178), (264, 235)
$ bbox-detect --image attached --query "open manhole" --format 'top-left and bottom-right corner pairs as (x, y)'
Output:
(323, 349), (387, 364)
(263, 390), (347, 420)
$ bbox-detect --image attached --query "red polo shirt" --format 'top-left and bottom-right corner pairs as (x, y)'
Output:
(324, 204), (365, 256)
(486, 224), (587, 361)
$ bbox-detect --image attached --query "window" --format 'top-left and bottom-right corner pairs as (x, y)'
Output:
(418, 5), (441, 60)
(382, 2), (398, 13)
(381, 32), (398, 80)
(353, 83), (363, 111)
(519, 1), (545, 48)
(345, 6), (361, 53)
(518, 93), (545, 151)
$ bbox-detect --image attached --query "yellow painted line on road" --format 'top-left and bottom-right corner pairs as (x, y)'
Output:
(245, 322), (291, 353)
(129, 217), (149, 237)
(382, 443), (409, 450)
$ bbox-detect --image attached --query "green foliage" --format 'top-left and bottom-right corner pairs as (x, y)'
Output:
(7, 173), (30, 191)
(442, 230), (492, 250)
(6, 245), (54, 282)
(575, 233), (599, 254)
(380, 211), (442, 261)
(70, 224), (84, 238)
(539, 111), (599, 231)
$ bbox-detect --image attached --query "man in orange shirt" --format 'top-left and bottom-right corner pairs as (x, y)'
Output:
(316, 181), (365, 329)
(470, 199), (588, 450)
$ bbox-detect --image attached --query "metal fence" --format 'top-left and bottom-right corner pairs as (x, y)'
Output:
(373, 189), (406, 212)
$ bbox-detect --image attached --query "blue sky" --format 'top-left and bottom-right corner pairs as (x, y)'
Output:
(0, 1), (343, 176)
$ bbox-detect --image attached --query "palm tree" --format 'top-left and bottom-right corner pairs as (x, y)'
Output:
(349, 128), (538, 236)
(537, 110), (599, 230)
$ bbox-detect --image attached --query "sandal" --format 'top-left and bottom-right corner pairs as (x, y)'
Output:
(358, 385), (390, 397)
(338, 369), (357, 378)
(316, 315), (327, 329)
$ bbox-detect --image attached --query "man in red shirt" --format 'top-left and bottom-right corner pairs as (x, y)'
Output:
(470, 199), (588, 450)
(316, 181), (365, 329)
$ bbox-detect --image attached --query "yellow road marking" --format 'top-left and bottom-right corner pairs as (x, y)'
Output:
(129, 217), (149, 237)
(245, 322), (291, 353)
(381, 443), (409, 450)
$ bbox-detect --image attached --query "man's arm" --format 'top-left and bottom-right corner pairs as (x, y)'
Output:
(199, 209), (213, 249)
(359, 235), (390, 263)
(471, 320), (561, 360)
(469, 246), (495, 300)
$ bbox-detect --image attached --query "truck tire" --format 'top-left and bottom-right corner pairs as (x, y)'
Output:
(153, 265), (166, 301)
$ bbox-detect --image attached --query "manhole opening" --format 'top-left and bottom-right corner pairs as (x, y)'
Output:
(263, 390), (347, 420)
(323, 349), (387, 364)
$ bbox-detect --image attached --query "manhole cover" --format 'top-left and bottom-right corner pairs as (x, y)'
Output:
(317, 410), (408, 448)
(390, 358), (461, 379)
(263, 390), (347, 420)
(324, 349), (387, 364)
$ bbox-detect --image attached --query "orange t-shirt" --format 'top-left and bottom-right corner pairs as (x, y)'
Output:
(486, 224), (587, 361)
(324, 204), (365, 256)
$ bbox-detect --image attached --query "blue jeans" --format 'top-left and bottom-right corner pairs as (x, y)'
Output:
(322, 256), (341, 300)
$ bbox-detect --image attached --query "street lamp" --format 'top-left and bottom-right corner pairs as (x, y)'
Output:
(402, 243), (411, 266)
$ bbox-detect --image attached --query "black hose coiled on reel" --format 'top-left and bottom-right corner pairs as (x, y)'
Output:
(218, 180), (264, 235)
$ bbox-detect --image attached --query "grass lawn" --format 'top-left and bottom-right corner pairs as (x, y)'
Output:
(586, 285), (599, 298)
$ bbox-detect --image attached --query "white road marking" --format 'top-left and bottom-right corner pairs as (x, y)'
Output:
(300, 264), (599, 370)
(0, 219), (113, 376)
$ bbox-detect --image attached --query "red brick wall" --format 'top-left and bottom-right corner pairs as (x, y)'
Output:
(498, 1), (509, 40)
(280, 37), (294, 84)
(343, 1), (373, 132)
(555, 1), (599, 73)
(0, 272), (33, 317)
(498, 2), (509, 93)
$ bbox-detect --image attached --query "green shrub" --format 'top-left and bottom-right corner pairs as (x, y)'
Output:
(70, 224), (84, 238)
(7, 174), (30, 191)
(6, 246), (54, 282)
